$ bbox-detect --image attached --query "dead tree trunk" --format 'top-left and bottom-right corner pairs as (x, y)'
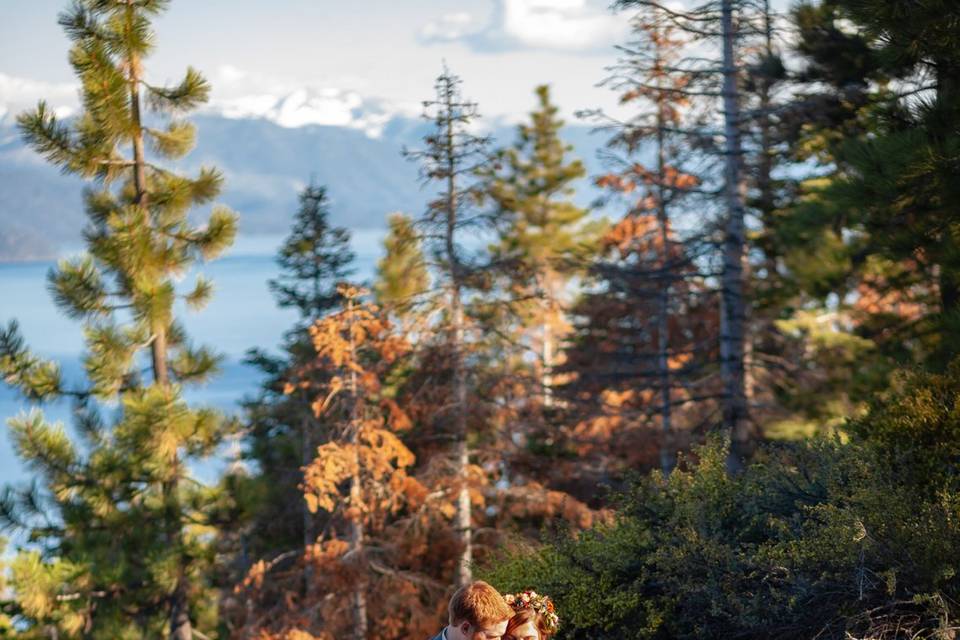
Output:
(719, 0), (752, 473)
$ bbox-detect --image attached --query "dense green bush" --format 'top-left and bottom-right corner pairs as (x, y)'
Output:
(483, 366), (960, 639)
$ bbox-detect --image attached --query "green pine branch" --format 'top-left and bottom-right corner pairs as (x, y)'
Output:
(0, 321), (64, 402)
(169, 344), (221, 385)
(146, 121), (196, 159)
(17, 102), (76, 170)
(145, 67), (210, 113)
(48, 257), (112, 320)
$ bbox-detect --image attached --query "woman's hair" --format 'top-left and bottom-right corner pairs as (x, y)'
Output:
(505, 608), (553, 640)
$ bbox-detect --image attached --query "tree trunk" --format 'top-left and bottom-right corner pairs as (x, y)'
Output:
(127, 8), (187, 634)
(168, 577), (192, 640)
(757, 0), (776, 274)
(348, 476), (368, 640)
(653, 27), (676, 477)
(656, 227), (674, 475)
(128, 37), (168, 390)
(541, 294), (555, 410)
(351, 300), (369, 638)
(446, 105), (472, 587)
(719, 0), (751, 473)
(451, 282), (472, 587)
(743, 0), (774, 413)
(301, 408), (316, 594)
(131, 62), (168, 388)
(348, 412), (368, 635)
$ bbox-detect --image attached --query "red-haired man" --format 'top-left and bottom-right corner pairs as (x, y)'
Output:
(429, 580), (514, 640)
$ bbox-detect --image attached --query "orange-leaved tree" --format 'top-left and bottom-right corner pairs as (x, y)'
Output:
(568, 5), (722, 478)
(231, 286), (455, 640)
(560, 208), (719, 491)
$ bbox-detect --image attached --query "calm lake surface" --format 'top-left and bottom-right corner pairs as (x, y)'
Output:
(0, 232), (382, 484)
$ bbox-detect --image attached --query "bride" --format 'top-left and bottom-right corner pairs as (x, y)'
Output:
(503, 591), (560, 640)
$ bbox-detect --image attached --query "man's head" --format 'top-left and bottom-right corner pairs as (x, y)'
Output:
(446, 581), (514, 640)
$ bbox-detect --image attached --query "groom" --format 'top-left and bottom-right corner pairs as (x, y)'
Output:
(430, 580), (515, 640)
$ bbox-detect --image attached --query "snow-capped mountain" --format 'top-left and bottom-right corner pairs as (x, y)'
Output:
(0, 69), (423, 140)
(210, 87), (418, 139)
(0, 78), (605, 262)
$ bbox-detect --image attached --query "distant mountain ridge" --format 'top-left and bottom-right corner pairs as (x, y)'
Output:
(210, 84), (415, 137)
(0, 112), (606, 262)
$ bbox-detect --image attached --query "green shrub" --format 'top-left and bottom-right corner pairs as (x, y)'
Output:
(483, 367), (960, 639)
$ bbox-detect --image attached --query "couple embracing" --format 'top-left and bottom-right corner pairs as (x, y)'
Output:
(429, 580), (559, 640)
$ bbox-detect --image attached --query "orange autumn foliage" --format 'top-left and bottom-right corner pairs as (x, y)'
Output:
(230, 286), (459, 640)
(557, 206), (720, 488)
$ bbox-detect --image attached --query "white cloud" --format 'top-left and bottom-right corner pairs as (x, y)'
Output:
(276, 88), (361, 128)
(419, 0), (627, 53)
(215, 93), (280, 120)
(217, 64), (249, 85)
(0, 67), (416, 138)
(0, 73), (78, 120)
(419, 12), (479, 42)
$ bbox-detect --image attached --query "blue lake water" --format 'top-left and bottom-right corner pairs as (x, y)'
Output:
(0, 232), (382, 485)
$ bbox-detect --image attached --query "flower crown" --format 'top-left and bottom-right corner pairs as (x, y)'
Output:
(503, 590), (559, 634)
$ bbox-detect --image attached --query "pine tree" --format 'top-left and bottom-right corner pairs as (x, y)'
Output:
(730, 0), (797, 439)
(744, 0), (788, 293)
(590, 7), (708, 474)
(374, 212), (429, 322)
(270, 183), (356, 330)
(231, 287), (454, 640)
(561, 213), (719, 486)
(785, 0), (960, 370)
(482, 85), (599, 410)
(752, 0), (960, 429)
(402, 67), (491, 587)
(1, 1), (237, 637)
(687, 0), (886, 432)
(614, 0), (763, 471)
(240, 182), (355, 561)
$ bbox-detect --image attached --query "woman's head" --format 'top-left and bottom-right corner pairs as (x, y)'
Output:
(504, 608), (550, 640)
(502, 591), (558, 640)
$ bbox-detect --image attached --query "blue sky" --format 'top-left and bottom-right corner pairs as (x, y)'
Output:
(1, 0), (640, 125)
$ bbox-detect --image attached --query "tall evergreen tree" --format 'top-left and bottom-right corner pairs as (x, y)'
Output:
(615, 0), (762, 471)
(725, 0), (888, 432)
(590, 7), (710, 474)
(374, 212), (430, 321)
(240, 182), (355, 561)
(744, 0), (789, 293)
(746, 0), (955, 431)
(403, 67), (491, 586)
(1, 1), (237, 637)
(732, 0), (799, 438)
(783, 0), (960, 370)
(483, 85), (598, 410)
(561, 213), (719, 486)
(269, 183), (356, 331)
